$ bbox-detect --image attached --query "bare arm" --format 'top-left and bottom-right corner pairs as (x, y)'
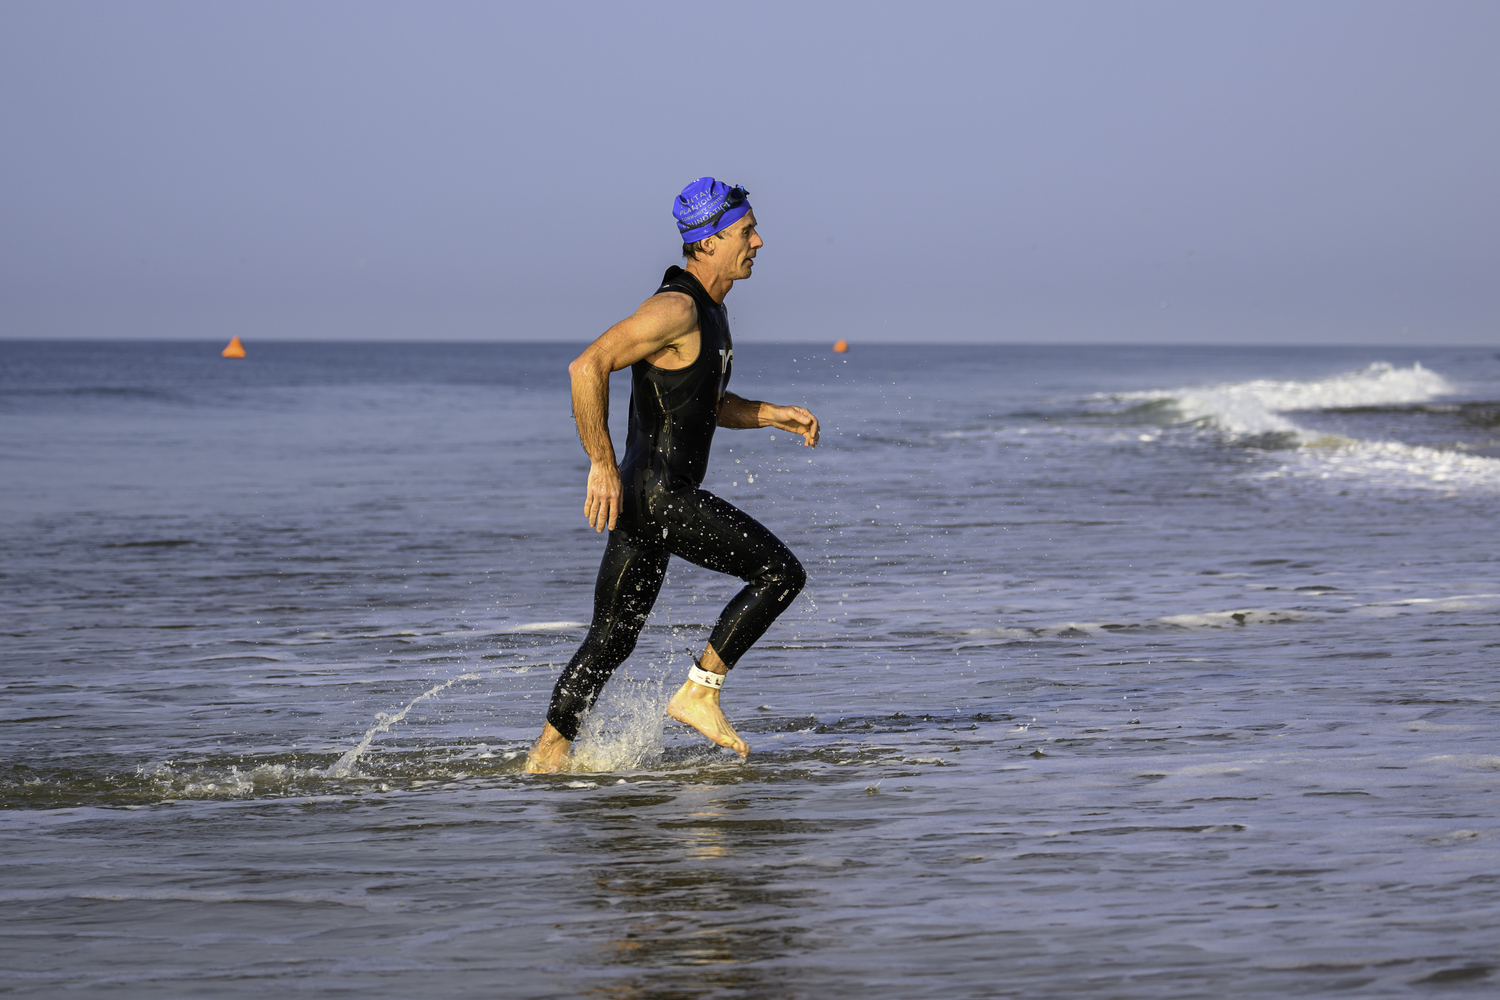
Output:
(569, 292), (699, 532)
(718, 392), (820, 447)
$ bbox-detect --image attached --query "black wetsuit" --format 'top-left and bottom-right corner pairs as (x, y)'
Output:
(545, 266), (806, 741)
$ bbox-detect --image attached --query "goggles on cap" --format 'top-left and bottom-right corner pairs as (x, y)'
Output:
(686, 186), (749, 237)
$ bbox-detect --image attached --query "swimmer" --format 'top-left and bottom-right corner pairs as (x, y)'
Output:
(525, 177), (820, 773)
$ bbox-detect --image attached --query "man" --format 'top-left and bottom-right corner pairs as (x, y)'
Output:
(525, 177), (820, 773)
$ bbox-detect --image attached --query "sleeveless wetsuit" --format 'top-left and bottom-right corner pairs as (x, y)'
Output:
(545, 266), (806, 741)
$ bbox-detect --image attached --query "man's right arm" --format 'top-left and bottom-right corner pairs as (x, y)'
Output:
(569, 293), (697, 532)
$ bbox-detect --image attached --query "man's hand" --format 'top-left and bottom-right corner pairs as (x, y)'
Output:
(585, 461), (622, 532)
(764, 404), (820, 447)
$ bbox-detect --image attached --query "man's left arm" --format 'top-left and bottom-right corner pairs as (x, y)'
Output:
(718, 392), (819, 447)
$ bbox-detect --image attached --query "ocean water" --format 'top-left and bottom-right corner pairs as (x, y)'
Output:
(2, 339), (1499, 998)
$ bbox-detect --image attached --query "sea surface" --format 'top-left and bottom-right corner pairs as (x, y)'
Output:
(3, 339), (1499, 998)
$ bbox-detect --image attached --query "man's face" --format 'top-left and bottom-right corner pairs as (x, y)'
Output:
(712, 210), (762, 279)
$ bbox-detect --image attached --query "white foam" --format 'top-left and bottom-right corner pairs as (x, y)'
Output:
(955, 592), (1498, 642)
(142, 761), (301, 798)
(1261, 438), (1500, 492)
(1357, 593), (1500, 615)
(507, 621), (588, 633)
(958, 608), (1320, 639)
(1158, 609), (1322, 629)
(1122, 362), (1500, 490)
(1124, 362), (1453, 436)
(1422, 755), (1500, 772)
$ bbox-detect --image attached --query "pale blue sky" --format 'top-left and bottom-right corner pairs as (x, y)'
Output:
(1, 1), (1495, 344)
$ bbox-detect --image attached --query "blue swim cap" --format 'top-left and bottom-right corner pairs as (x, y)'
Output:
(674, 177), (752, 243)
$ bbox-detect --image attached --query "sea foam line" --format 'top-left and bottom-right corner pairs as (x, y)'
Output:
(1261, 437), (1500, 491)
(1117, 362), (1454, 437)
(954, 593), (1500, 641)
(1117, 362), (1500, 490)
(325, 673), (479, 778)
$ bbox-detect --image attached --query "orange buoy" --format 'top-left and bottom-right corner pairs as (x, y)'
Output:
(221, 336), (246, 358)
(832, 339), (848, 353)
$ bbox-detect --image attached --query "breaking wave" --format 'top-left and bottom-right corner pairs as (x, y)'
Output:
(1128, 362), (1453, 437)
(1114, 362), (1500, 490)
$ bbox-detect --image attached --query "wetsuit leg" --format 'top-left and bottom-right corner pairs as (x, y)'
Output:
(545, 528), (669, 741)
(656, 489), (806, 668)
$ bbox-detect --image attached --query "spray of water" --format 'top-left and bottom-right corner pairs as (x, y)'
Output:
(568, 669), (675, 772)
(325, 673), (479, 778)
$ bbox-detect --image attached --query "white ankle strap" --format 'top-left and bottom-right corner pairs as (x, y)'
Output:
(688, 663), (724, 689)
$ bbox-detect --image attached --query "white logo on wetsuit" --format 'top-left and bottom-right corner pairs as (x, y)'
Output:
(718, 346), (733, 400)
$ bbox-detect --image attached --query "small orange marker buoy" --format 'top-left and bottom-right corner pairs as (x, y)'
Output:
(221, 336), (246, 358)
(832, 339), (848, 353)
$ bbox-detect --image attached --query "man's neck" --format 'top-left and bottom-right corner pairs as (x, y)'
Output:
(683, 260), (734, 304)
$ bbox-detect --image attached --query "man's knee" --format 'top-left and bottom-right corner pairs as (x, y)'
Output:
(773, 552), (806, 598)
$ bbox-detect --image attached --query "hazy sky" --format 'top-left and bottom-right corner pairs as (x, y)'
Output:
(2, 1), (1496, 344)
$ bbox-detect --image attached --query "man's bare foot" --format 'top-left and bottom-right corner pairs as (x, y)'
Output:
(667, 647), (749, 758)
(524, 722), (572, 773)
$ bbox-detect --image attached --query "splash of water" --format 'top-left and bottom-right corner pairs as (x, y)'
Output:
(568, 670), (674, 772)
(325, 672), (479, 777)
